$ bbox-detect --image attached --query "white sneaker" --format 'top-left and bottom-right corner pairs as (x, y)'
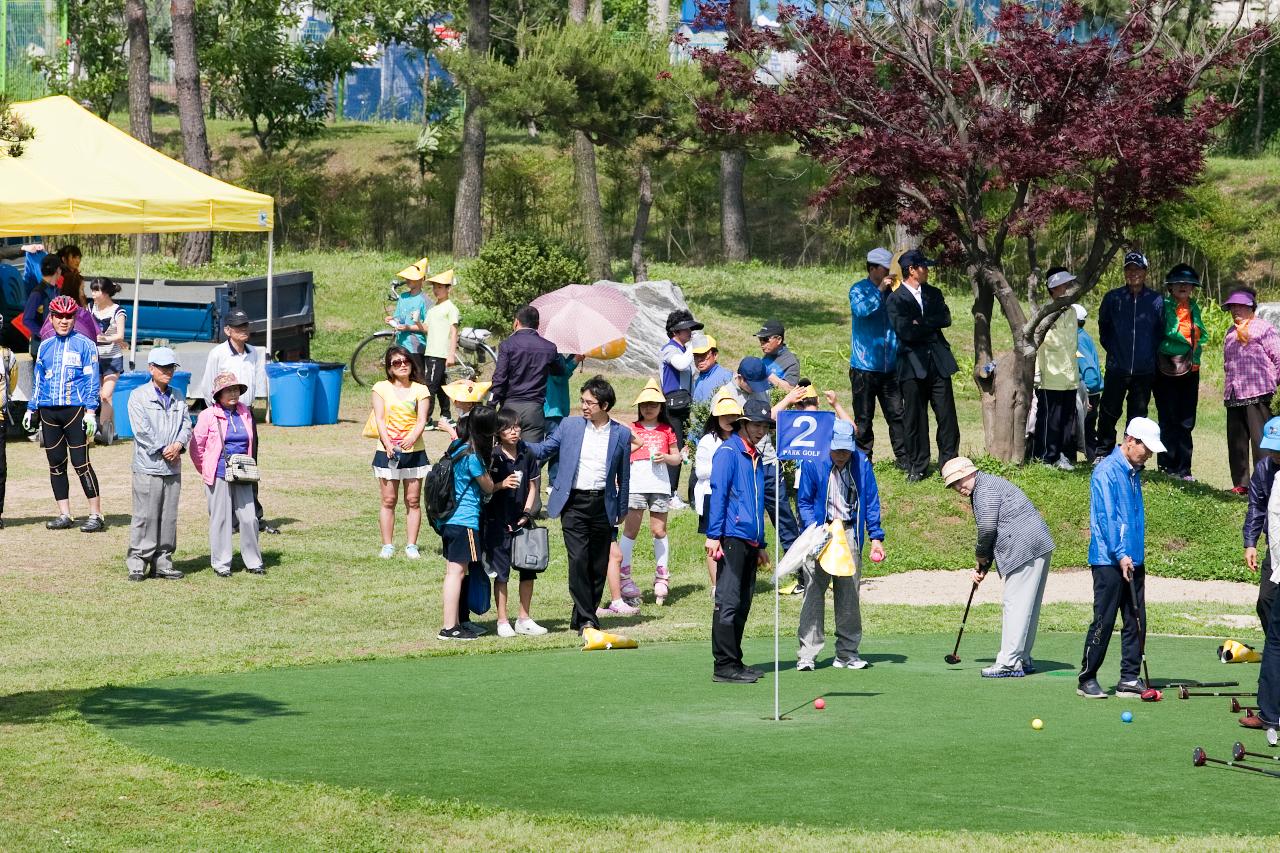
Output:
(515, 618), (548, 636)
(496, 622), (516, 638)
(833, 656), (869, 670)
(379, 544), (395, 559)
(404, 544), (421, 560)
(669, 496), (688, 510)
(1053, 457), (1075, 471)
(796, 659), (815, 672)
(462, 621), (488, 636)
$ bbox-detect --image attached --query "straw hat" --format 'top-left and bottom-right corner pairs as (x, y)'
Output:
(941, 456), (978, 487)
(442, 379), (491, 403)
(633, 379), (665, 406)
(211, 370), (247, 399)
(710, 394), (744, 418)
(396, 257), (430, 282)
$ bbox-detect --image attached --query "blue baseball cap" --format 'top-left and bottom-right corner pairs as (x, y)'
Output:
(737, 357), (770, 392)
(1262, 417), (1280, 451)
(899, 248), (936, 270)
(147, 346), (179, 367)
(831, 419), (856, 451)
(1123, 251), (1149, 269)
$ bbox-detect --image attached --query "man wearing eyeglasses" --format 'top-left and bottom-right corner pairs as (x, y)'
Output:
(756, 320), (800, 391)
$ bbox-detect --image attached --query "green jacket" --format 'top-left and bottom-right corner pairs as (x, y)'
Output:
(1158, 298), (1205, 366)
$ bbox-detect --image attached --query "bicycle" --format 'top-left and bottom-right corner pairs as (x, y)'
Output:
(349, 279), (499, 388)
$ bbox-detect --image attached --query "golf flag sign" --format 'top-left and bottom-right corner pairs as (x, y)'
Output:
(776, 410), (835, 460)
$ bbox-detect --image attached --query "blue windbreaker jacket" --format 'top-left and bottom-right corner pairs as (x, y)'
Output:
(796, 450), (885, 551)
(705, 432), (767, 546)
(29, 332), (100, 411)
(1077, 328), (1103, 394)
(1088, 446), (1145, 567)
(848, 277), (898, 373)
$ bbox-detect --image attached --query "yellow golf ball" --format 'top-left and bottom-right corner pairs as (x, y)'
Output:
(1031, 718), (1044, 730)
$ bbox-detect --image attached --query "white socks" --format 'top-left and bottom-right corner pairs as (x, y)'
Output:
(619, 534), (636, 567)
(654, 536), (669, 570)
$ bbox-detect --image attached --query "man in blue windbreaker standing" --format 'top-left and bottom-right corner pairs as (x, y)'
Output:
(1094, 252), (1163, 461)
(705, 398), (773, 684)
(1078, 417), (1164, 699)
(848, 247), (907, 468)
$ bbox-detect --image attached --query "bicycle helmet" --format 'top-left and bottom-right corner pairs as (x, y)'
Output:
(49, 295), (79, 315)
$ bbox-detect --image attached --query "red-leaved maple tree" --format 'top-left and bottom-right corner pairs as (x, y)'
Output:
(695, 0), (1269, 460)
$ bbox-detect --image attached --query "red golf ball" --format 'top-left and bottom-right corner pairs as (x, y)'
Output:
(871, 552), (884, 563)
(814, 698), (826, 710)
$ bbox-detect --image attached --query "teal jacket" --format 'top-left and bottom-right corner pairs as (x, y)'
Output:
(1158, 298), (1205, 366)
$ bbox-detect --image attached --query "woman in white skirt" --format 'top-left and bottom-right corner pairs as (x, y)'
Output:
(369, 345), (432, 560)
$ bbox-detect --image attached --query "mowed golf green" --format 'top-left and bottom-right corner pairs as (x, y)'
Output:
(82, 633), (1271, 835)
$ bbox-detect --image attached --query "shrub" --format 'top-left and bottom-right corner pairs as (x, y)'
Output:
(465, 235), (588, 321)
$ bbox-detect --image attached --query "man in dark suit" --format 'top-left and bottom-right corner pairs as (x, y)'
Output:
(884, 249), (960, 482)
(529, 376), (632, 633)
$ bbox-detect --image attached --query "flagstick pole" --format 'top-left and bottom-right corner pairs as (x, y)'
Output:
(774, 461), (781, 722)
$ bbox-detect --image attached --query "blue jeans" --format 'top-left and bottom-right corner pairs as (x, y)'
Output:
(763, 464), (800, 556)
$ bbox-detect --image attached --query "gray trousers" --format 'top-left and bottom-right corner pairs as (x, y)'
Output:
(207, 478), (262, 572)
(126, 471), (181, 575)
(797, 547), (863, 663)
(995, 553), (1051, 668)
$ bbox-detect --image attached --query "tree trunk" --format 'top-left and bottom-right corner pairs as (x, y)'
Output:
(452, 0), (489, 258)
(648, 0), (670, 33)
(569, 0), (609, 279)
(126, 0), (160, 254)
(1255, 54), (1268, 154)
(171, 0), (213, 265)
(630, 161), (652, 282)
(720, 148), (749, 262)
(971, 266), (1033, 463)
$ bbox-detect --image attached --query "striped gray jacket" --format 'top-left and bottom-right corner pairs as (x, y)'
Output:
(970, 472), (1055, 577)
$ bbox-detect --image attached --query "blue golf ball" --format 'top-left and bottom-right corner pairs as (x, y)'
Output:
(1121, 711), (1133, 723)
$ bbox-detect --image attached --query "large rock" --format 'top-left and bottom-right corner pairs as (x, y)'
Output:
(1257, 302), (1280, 331)
(582, 279), (691, 378)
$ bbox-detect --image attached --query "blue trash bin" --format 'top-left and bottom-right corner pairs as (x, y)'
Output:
(311, 362), (345, 425)
(112, 370), (192, 440)
(267, 362), (317, 427)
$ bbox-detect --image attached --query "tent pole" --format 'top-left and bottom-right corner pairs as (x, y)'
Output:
(129, 233), (142, 369)
(265, 230), (274, 424)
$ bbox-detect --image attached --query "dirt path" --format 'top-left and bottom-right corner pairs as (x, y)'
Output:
(862, 568), (1258, 606)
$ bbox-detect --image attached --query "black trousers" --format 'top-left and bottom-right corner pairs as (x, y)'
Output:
(899, 371), (960, 477)
(1032, 388), (1076, 464)
(1153, 371), (1199, 477)
(0, 431), (7, 515)
(1080, 564), (1146, 685)
(666, 409), (688, 493)
(1259, 550), (1277, 631)
(1095, 372), (1153, 459)
(1227, 399), (1272, 489)
(712, 536), (760, 674)
(1258, 558), (1280, 726)
(1083, 392), (1101, 461)
(40, 405), (99, 501)
(849, 367), (907, 466)
(423, 355), (451, 420)
(561, 489), (615, 631)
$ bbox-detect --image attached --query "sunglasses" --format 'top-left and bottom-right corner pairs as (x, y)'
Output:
(52, 312), (77, 319)
(390, 359), (411, 367)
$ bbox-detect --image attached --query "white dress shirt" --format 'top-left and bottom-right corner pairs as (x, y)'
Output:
(903, 280), (924, 309)
(201, 340), (268, 405)
(573, 418), (612, 490)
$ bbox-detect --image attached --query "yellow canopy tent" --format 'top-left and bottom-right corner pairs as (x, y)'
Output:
(0, 96), (278, 363)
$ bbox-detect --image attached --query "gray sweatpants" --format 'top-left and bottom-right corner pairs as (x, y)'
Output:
(126, 471), (181, 575)
(797, 546), (863, 663)
(995, 553), (1051, 668)
(206, 478), (262, 572)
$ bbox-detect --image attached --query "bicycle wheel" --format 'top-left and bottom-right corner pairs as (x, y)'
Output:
(448, 341), (499, 383)
(350, 331), (395, 388)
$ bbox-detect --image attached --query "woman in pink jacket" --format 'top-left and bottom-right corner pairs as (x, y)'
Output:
(190, 371), (263, 577)
(1223, 288), (1280, 493)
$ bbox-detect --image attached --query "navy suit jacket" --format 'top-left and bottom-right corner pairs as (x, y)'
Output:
(528, 416), (631, 525)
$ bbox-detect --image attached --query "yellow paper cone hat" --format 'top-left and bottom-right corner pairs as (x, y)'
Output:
(442, 379), (491, 403)
(633, 379), (665, 406)
(396, 257), (430, 281)
(582, 627), (638, 651)
(819, 520), (857, 577)
(427, 268), (455, 286)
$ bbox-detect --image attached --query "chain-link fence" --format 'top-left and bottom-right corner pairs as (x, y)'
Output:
(0, 0), (66, 99)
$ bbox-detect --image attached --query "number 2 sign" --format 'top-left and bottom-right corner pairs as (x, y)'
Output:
(776, 410), (835, 460)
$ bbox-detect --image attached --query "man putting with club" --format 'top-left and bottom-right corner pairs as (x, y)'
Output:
(1078, 417), (1163, 699)
(942, 456), (1054, 677)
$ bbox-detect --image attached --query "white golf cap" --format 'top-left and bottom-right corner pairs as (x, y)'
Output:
(867, 247), (893, 268)
(1073, 304), (1087, 322)
(1047, 270), (1076, 290)
(1125, 416), (1165, 453)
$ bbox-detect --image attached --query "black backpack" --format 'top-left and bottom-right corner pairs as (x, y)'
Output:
(425, 439), (471, 525)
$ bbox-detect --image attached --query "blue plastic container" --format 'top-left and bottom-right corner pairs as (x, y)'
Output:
(311, 362), (345, 425)
(111, 370), (191, 440)
(266, 362), (317, 427)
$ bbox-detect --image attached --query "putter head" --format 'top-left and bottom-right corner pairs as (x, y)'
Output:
(1193, 747), (1207, 767)
(1179, 685), (1190, 700)
(1232, 698), (1242, 713)
(1233, 741), (1247, 762)
(944, 654), (961, 665)
(1140, 688), (1162, 702)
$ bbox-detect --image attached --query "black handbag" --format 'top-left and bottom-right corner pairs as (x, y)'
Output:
(664, 389), (693, 415)
(511, 524), (550, 572)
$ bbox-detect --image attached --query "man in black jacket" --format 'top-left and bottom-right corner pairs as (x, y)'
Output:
(884, 249), (960, 482)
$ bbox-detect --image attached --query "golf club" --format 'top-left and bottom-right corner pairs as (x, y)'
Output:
(1193, 746), (1280, 779)
(1179, 686), (1257, 699)
(1125, 575), (1162, 701)
(1233, 741), (1280, 763)
(944, 580), (978, 665)
(1231, 698), (1260, 714)
(1171, 680), (1240, 689)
